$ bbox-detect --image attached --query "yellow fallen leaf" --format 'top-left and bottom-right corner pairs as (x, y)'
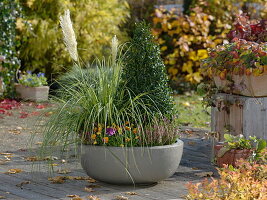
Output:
(84, 187), (94, 192)
(50, 163), (59, 167)
(0, 153), (13, 155)
(57, 169), (71, 174)
(115, 196), (128, 200)
(6, 169), (22, 174)
(48, 176), (66, 184)
(25, 156), (39, 161)
(125, 192), (137, 195)
(182, 102), (191, 107)
(66, 195), (79, 198)
(87, 178), (96, 183)
(0, 196), (6, 199)
(87, 196), (101, 200)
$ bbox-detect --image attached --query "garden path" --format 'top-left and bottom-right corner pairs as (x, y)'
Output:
(0, 102), (215, 200)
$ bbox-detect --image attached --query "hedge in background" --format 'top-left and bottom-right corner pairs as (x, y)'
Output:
(152, 0), (267, 93)
(0, 0), (21, 97)
(17, 0), (129, 78)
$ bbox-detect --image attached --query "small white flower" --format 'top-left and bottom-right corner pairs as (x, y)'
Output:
(59, 9), (78, 61)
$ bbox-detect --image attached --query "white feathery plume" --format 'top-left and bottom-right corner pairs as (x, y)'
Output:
(111, 35), (118, 65)
(59, 9), (78, 61)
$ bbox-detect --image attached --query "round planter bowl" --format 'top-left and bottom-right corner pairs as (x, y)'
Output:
(81, 140), (184, 185)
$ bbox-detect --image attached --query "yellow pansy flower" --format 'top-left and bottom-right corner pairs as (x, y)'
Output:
(103, 137), (109, 143)
(91, 134), (96, 140)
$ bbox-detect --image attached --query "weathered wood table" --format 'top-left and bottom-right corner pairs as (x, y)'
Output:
(211, 93), (267, 141)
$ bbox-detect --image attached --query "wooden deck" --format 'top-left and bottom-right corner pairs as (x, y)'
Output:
(0, 138), (215, 200)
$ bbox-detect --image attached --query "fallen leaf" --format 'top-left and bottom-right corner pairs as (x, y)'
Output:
(57, 169), (71, 174)
(84, 187), (95, 192)
(25, 156), (39, 162)
(87, 178), (97, 183)
(16, 181), (31, 188)
(0, 196), (6, 199)
(114, 196), (128, 200)
(0, 153), (13, 155)
(182, 102), (191, 107)
(48, 176), (66, 184)
(50, 163), (59, 167)
(8, 129), (21, 134)
(87, 196), (101, 200)
(6, 169), (22, 174)
(192, 167), (199, 170)
(16, 126), (23, 130)
(66, 195), (79, 198)
(87, 184), (101, 188)
(188, 141), (196, 146)
(45, 156), (58, 161)
(35, 142), (42, 145)
(36, 104), (45, 109)
(195, 171), (213, 177)
(125, 192), (137, 195)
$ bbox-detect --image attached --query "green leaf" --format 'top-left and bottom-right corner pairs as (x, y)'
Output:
(257, 139), (267, 152)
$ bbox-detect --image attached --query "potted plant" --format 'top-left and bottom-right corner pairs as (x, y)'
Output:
(202, 16), (267, 97)
(40, 10), (183, 185)
(214, 134), (266, 167)
(15, 71), (49, 101)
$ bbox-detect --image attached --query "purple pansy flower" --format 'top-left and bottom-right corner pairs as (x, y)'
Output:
(106, 128), (116, 136)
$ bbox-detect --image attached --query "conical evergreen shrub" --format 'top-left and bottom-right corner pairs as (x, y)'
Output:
(123, 22), (174, 117)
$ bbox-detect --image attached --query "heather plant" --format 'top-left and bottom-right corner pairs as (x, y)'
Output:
(123, 22), (174, 117)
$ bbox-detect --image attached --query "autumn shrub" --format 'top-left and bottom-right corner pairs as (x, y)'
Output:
(17, 0), (129, 78)
(186, 159), (267, 200)
(151, 7), (222, 92)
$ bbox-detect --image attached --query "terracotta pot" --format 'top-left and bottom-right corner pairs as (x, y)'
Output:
(214, 144), (252, 168)
(213, 73), (267, 97)
(15, 84), (49, 101)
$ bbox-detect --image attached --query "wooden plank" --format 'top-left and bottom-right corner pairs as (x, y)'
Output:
(211, 93), (267, 140)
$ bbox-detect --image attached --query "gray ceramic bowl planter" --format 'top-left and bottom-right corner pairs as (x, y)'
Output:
(81, 139), (183, 185)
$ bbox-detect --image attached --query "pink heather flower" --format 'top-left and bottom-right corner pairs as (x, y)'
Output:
(106, 128), (116, 136)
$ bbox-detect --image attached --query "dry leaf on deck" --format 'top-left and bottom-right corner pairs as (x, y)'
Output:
(87, 184), (101, 188)
(6, 169), (22, 174)
(66, 195), (79, 198)
(194, 171), (213, 177)
(0, 196), (6, 199)
(25, 156), (39, 161)
(57, 169), (71, 174)
(84, 187), (94, 192)
(114, 195), (129, 200)
(87, 178), (96, 183)
(0, 153), (13, 155)
(0, 159), (8, 165)
(125, 192), (137, 195)
(188, 141), (196, 146)
(16, 181), (31, 188)
(87, 196), (101, 200)
(48, 176), (66, 184)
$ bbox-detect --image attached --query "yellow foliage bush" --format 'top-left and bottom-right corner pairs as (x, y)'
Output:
(17, 0), (129, 77)
(152, 7), (223, 91)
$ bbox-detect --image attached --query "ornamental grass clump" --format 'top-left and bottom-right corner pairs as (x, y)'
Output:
(40, 10), (178, 153)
